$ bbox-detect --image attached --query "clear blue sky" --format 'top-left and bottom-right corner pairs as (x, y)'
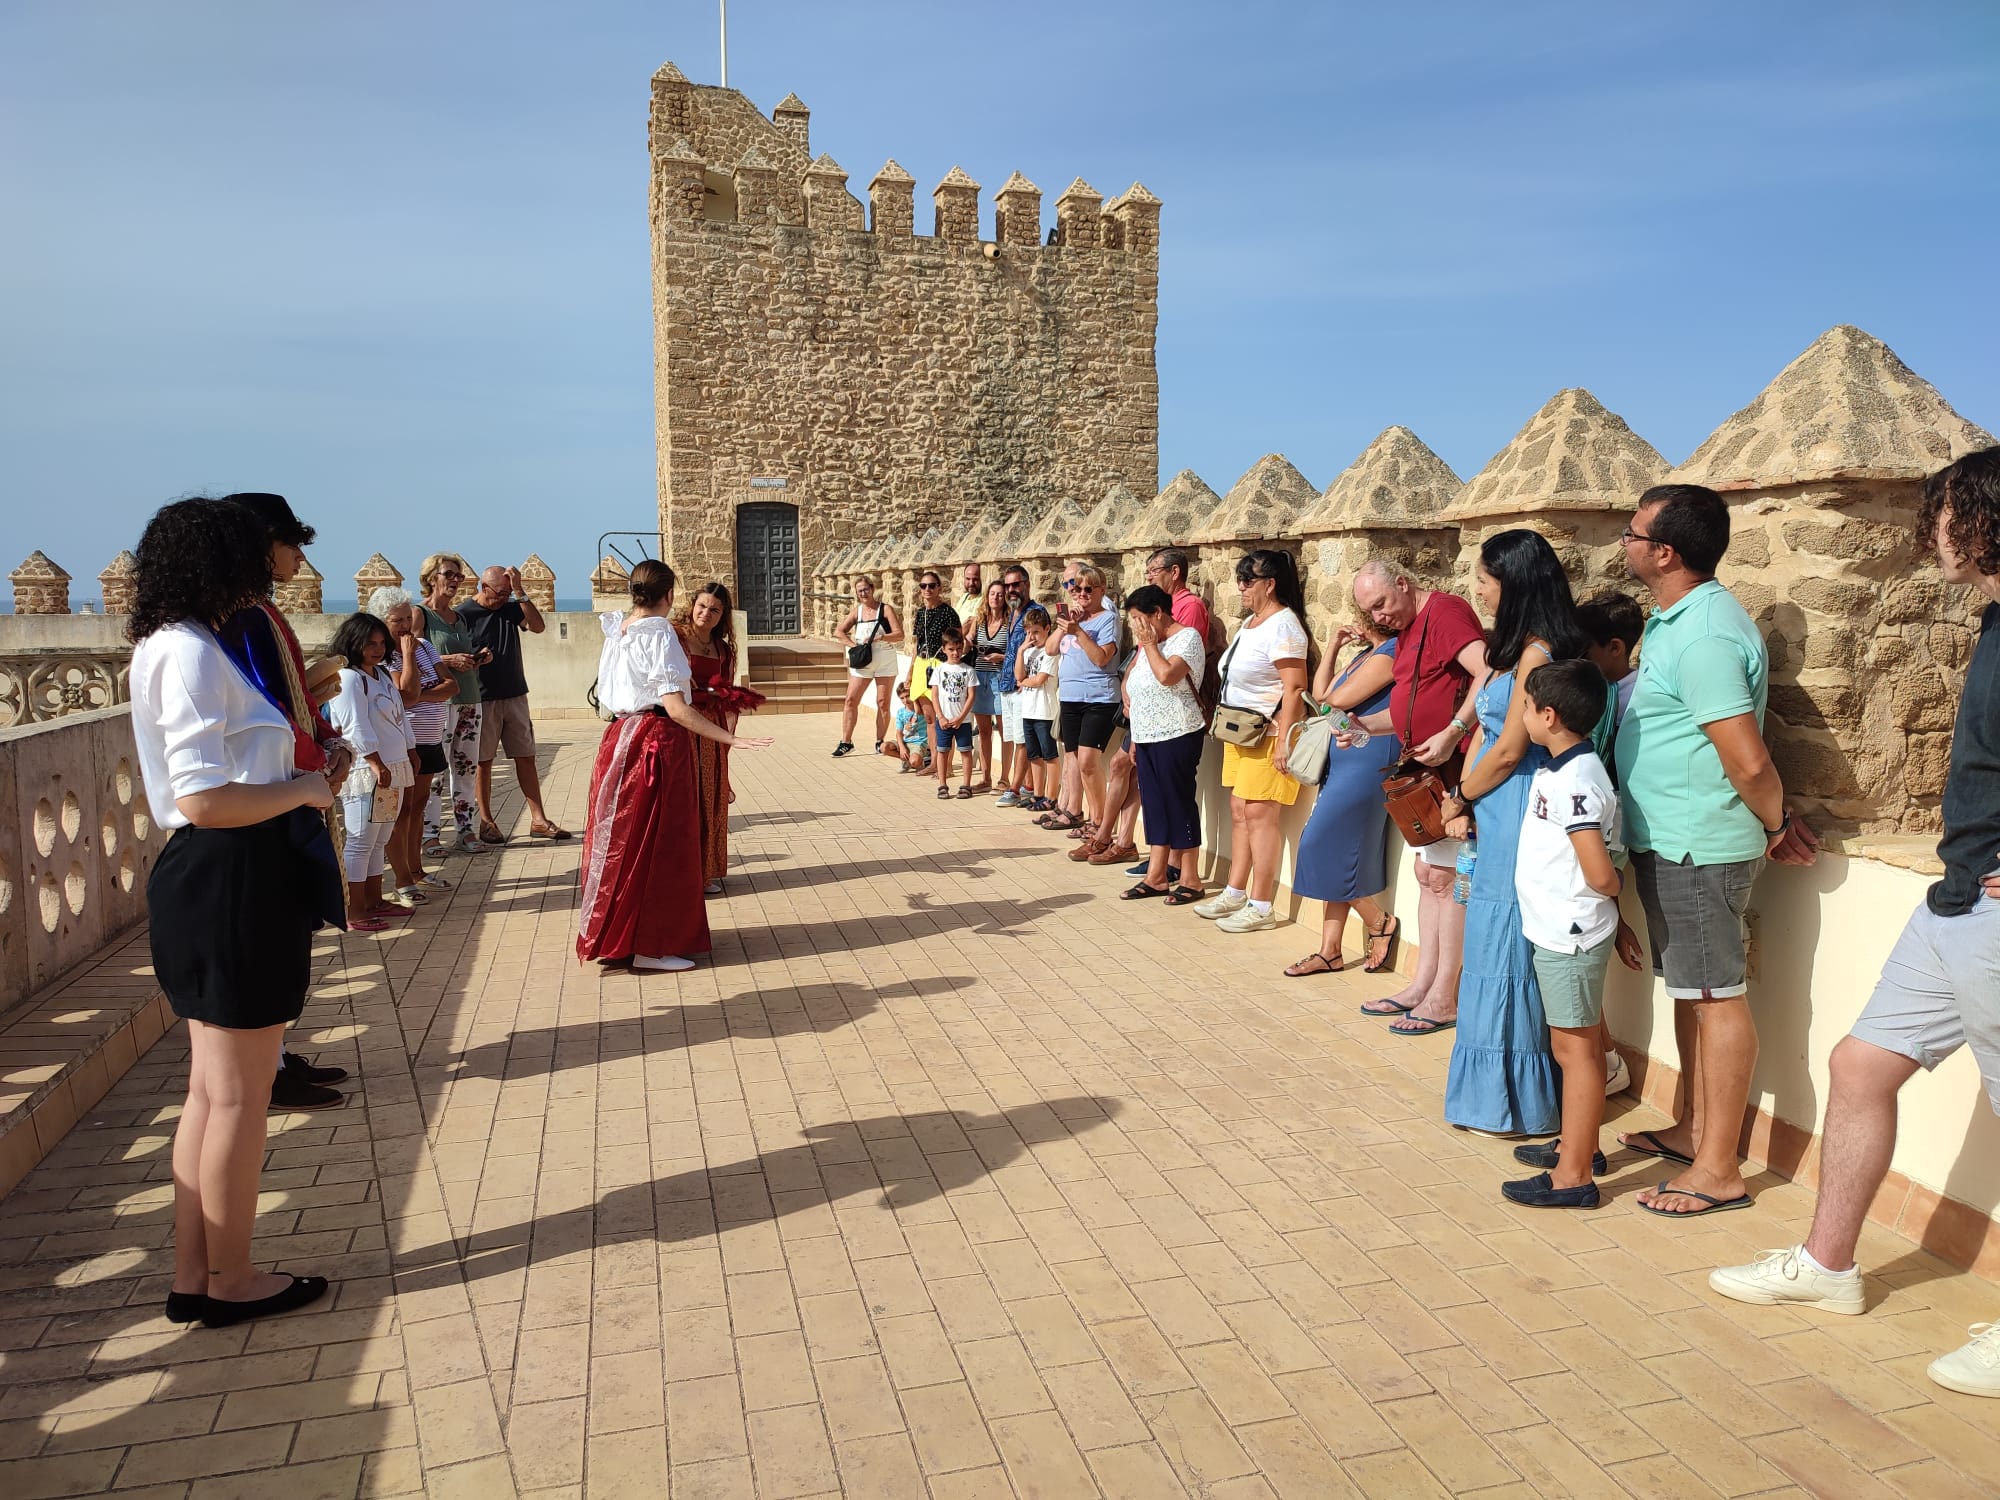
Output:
(3, 1), (1995, 607)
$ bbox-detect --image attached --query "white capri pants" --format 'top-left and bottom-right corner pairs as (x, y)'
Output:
(341, 794), (397, 881)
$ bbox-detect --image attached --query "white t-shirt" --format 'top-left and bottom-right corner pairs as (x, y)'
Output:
(1017, 645), (1059, 720)
(930, 661), (976, 723)
(328, 666), (415, 766)
(1515, 745), (1623, 953)
(1219, 608), (1308, 719)
(1126, 627), (1206, 744)
(596, 613), (694, 715)
(130, 622), (297, 831)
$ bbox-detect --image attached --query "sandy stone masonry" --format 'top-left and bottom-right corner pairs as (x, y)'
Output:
(648, 63), (1162, 595)
(824, 325), (1996, 842)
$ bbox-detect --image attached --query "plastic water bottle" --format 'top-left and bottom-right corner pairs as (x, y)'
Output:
(1329, 709), (1370, 749)
(1453, 840), (1477, 905)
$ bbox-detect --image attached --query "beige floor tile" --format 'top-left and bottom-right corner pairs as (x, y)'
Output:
(4, 718), (1995, 1500)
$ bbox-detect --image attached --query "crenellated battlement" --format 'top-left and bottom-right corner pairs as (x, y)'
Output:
(647, 62), (1160, 255)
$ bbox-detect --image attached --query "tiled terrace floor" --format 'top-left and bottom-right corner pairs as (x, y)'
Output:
(2, 713), (1998, 1499)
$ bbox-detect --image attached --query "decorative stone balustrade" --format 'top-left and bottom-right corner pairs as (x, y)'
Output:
(0, 651), (129, 728)
(0, 706), (162, 1010)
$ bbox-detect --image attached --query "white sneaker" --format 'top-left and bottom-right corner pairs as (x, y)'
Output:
(1605, 1051), (1631, 1097)
(1192, 891), (1247, 920)
(1216, 905), (1276, 934)
(1708, 1246), (1865, 1315)
(1928, 1322), (2000, 1397)
(632, 954), (696, 972)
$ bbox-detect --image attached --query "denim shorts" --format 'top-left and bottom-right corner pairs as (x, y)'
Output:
(1850, 896), (2000, 1113)
(933, 721), (973, 752)
(1023, 719), (1059, 762)
(1631, 851), (1760, 1000)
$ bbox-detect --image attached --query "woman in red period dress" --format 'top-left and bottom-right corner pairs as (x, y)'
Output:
(675, 582), (765, 895)
(577, 562), (771, 972)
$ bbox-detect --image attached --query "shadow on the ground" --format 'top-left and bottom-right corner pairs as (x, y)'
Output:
(733, 809), (841, 830)
(393, 1096), (1122, 1290)
(720, 891), (1090, 965)
(741, 845), (1054, 890)
(424, 974), (974, 1083)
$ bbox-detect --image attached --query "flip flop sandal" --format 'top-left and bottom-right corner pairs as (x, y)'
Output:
(1285, 953), (1344, 977)
(1121, 883), (1166, 900)
(1360, 997), (1419, 1017)
(1162, 885), (1207, 906)
(1620, 1130), (1696, 1167)
(1390, 1015), (1457, 1036)
(1637, 1182), (1752, 1217)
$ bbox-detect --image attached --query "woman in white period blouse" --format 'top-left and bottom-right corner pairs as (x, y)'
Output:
(577, 559), (772, 971)
(128, 498), (344, 1329)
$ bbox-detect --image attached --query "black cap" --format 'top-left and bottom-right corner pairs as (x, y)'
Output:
(223, 492), (316, 548)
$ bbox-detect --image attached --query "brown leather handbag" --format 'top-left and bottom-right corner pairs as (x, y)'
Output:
(1379, 606), (1462, 847)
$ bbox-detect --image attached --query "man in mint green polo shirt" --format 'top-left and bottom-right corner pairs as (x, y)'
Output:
(1613, 483), (1818, 1220)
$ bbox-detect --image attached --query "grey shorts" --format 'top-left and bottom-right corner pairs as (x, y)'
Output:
(1532, 937), (1615, 1029)
(1850, 896), (2000, 1113)
(478, 694), (537, 762)
(1631, 851), (1760, 1000)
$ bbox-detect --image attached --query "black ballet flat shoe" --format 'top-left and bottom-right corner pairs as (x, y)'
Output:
(199, 1273), (330, 1328)
(165, 1291), (207, 1324)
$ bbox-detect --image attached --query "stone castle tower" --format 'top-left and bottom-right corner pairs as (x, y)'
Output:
(648, 63), (1161, 633)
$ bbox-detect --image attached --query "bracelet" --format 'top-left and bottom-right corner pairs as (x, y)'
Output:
(1448, 717), (1469, 736)
(1764, 811), (1791, 838)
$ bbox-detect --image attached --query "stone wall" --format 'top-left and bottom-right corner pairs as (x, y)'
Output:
(818, 325), (1995, 842)
(649, 64), (1161, 600)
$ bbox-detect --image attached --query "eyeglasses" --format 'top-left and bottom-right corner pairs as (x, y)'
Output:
(1620, 527), (1669, 548)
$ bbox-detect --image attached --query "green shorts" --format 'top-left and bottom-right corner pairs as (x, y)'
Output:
(1532, 937), (1616, 1029)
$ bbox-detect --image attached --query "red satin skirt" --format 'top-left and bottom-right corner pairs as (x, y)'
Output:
(575, 713), (711, 963)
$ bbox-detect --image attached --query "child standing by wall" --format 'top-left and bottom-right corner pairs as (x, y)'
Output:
(1502, 659), (1641, 1210)
(930, 627), (978, 799)
(1015, 608), (1060, 811)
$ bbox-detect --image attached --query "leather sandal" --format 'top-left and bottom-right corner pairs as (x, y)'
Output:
(1163, 885), (1206, 906)
(1362, 915), (1402, 974)
(1088, 842), (1140, 866)
(1067, 837), (1107, 862)
(1285, 952), (1344, 977)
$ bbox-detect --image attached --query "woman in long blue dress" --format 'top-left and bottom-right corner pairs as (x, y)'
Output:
(1283, 626), (1404, 977)
(1437, 531), (1592, 1135)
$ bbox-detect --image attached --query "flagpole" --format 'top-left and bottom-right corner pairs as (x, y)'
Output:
(719, 0), (729, 87)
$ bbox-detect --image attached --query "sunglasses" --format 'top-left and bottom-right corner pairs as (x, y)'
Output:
(919, 582), (940, 591)
(439, 571), (464, 581)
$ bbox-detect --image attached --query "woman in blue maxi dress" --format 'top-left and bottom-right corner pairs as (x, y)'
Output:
(1285, 634), (1403, 975)
(1437, 530), (1594, 1136)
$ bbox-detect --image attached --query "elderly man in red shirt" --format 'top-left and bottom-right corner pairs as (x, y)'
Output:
(1344, 560), (1490, 1034)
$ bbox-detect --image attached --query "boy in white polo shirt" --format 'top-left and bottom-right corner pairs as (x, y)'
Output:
(1504, 660), (1641, 1210)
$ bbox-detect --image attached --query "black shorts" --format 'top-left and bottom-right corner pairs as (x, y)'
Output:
(1059, 700), (1117, 752)
(413, 741), (448, 775)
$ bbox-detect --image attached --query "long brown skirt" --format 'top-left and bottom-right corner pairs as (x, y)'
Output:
(691, 712), (730, 883)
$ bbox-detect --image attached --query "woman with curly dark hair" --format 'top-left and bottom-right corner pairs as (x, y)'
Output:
(129, 497), (345, 1328)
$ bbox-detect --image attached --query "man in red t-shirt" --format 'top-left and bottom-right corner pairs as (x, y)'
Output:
(1347, 560), (1490, 1034)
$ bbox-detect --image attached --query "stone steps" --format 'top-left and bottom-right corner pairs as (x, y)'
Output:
(748, 640), (849, 714)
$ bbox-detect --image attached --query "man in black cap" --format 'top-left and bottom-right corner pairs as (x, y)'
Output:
(220, 493), (352, 1113)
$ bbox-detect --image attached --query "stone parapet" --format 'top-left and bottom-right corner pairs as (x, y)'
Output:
(0, 706), (163, 1011)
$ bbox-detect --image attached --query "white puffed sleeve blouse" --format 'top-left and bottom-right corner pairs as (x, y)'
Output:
(596, 613), (694, 715)
(130, 622), (297, 830)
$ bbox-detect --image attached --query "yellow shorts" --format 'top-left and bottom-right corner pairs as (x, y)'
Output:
(1221, 734), (1299, 806)
(909, 656), (940, 701)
